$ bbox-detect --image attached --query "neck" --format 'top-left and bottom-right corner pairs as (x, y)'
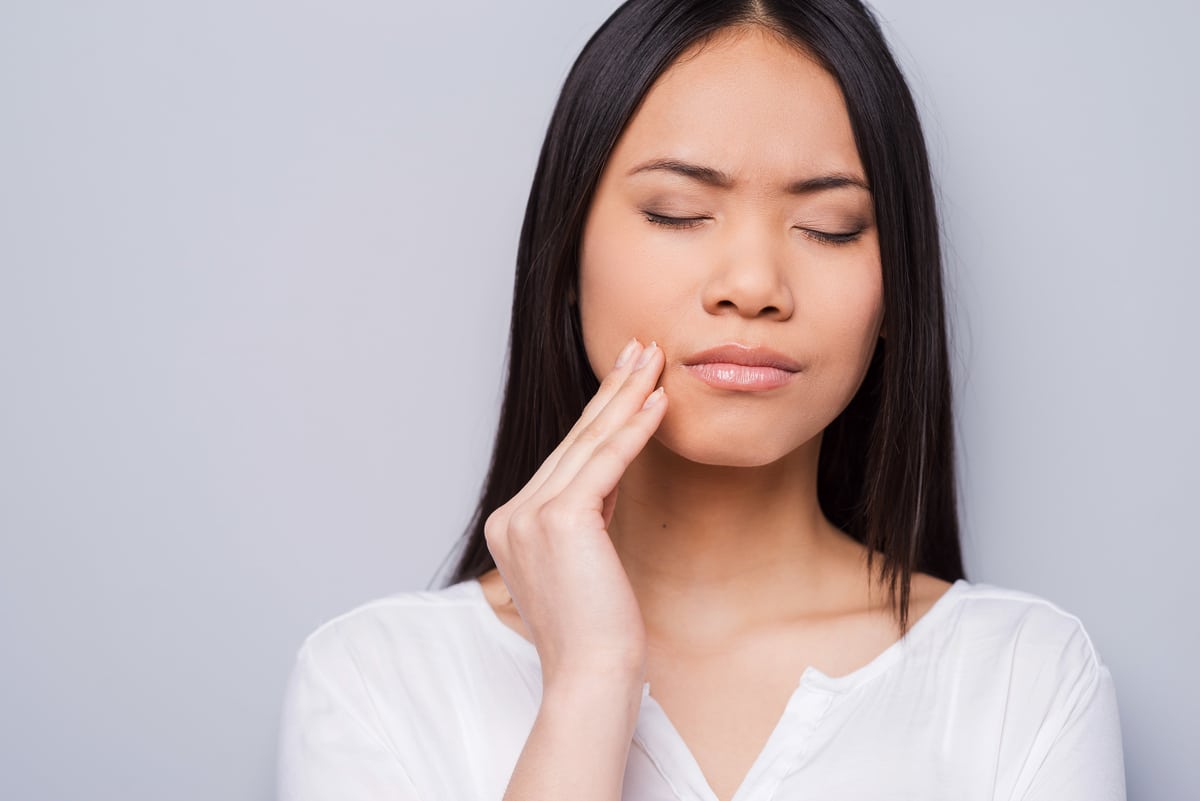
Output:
(608, 434), (868, 646)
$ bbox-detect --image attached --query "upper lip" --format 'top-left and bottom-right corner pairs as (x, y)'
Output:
(682, 344), (803, 372)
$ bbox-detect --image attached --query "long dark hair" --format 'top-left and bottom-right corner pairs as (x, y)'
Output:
(439, 0), (964, 632)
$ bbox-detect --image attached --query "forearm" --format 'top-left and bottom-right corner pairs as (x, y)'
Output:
(502, 674), (644, 801)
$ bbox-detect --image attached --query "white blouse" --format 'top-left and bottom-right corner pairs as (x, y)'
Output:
(276, 577), (1126, 801)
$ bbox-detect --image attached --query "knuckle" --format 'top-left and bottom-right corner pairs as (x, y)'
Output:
(484, 502), (516, 536)
(593, 438), (627, 463)
(484, 506), (507, 535)
(483, 527), (505, 557)
(574, 425), (605, 446)
(483, 515), (508, 559)
(581, 394), (605, 419)
(537, 500), (578, 531)
(587, 374), (623, 408)
(599, 366), (626, 388)
(506, 506), (538, 538)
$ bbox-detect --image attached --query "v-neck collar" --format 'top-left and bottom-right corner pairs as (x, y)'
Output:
(465, 576), (971, 801)
(632, 578), (969, 801)
(633, 682), (835, 801)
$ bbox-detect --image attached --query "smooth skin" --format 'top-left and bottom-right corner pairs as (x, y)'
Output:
(485, 24), (953, 801)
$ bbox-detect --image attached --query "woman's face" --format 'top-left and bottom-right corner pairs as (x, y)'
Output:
(578, 25), (883, 468)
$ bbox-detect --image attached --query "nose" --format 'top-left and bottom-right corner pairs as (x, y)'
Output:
(699, 219), (795, 321)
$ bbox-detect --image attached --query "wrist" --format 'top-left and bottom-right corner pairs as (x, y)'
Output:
(541, 669), (646, 715)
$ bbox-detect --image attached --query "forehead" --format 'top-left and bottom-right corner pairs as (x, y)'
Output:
(608, 26), (862, 185)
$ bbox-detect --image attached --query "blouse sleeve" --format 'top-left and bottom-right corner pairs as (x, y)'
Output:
(277, 640), (421, 801)
(1015, 653), (1127, 801)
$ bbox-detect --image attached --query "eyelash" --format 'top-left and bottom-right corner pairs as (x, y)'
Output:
(641, 212), (863, 245)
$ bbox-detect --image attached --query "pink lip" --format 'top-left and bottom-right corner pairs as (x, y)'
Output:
(681, 344), (801, 392)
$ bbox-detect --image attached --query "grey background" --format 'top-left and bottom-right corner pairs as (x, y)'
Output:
(1, 1), (1195, 799)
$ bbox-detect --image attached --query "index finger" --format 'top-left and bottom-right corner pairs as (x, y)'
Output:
(511, 337), (650, 504)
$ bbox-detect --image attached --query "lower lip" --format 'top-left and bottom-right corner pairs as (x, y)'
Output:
(682, 362), (798, 391)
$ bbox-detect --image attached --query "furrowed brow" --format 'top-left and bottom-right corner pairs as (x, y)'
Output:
(628, 158), (733, 188)
(626, 158), (870, 194)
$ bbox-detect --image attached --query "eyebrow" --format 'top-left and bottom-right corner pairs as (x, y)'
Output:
(626, 157), (871, 194)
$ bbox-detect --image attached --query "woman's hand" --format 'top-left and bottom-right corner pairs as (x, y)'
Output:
(484, 338), (667, 690)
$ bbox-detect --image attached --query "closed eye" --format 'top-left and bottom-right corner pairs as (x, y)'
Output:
(642, 212), (864, 245)
(643, 212), (707, 229)
(798, 228), (864, 245)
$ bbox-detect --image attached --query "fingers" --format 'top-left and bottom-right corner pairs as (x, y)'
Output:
(484, 364), (662, 686)
(526, 342), (665, 504)
(506, 338), (654, 508)
(552, 386), (667, 514)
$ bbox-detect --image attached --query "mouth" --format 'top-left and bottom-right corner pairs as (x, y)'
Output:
(680, 344), (802, 392)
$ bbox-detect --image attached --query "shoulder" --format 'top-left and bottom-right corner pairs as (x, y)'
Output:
(929, 580), (1111, 710)
(281, 579), (504, 758)
(278, 580), (538, 792)
(295, 579), (487, 682)
(929, 582), (1124, 796)
(947, 580), (1103, 662)
(286, 579), (500, 723)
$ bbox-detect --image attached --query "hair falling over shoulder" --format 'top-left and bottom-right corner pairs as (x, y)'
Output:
(438, 0), (965, 634)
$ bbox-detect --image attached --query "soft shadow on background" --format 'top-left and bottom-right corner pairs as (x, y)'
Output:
(1, 1), (1195, 799)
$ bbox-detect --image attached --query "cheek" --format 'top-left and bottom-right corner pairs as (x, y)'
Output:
(811, 265), (884, 384)
(578, 237), (642, 382)
(578, 207), (681, 378)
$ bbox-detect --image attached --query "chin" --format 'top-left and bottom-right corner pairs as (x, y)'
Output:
(650, 415), (815, 468)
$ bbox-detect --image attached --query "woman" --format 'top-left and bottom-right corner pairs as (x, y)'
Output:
(278, 1), (1126, 799)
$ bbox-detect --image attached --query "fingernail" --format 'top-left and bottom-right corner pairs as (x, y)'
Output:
(634, 340), (657, 370)
(641, 387), (665, 409)
(614, 338), (639, 369)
